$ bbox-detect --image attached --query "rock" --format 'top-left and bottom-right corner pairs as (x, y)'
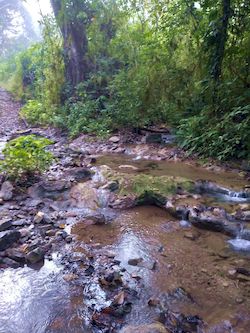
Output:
(29, 180), (71, 199)
(26, 247), (45, 264)
(65, 235), (73, 243)
(109, 136), (120, 143)
(12, 219), (27, 227)
(184, 231), (200, 241)
(2, 257), (21, 268)
(0, 181), (14, 201)
(101, 181), (119, 192)
(128, 258), (143, 266)
(6, 248), (26, 263)
(34, 211), (45, 224)
(112, 291), (125, 306)
(45, 229), (56, 237)
(189, 208), (238, 237)
(148, 298), (161, 307)
(118, 165), (139, 171)
(120, 322), (169, 333)
(0, 230), (21, 251)
(83, 213), (107, 225)
(63, 273), (78, 282)
(70, 182), (100, 209)
(0, 218), (12, 231)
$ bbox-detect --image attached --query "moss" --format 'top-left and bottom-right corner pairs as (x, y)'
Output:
(102, 168), (194, 206)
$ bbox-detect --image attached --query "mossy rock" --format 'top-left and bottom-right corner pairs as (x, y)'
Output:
(102, 168), (194, 206)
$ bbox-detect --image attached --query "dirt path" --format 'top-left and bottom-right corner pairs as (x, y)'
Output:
(0, 88), (26, 137)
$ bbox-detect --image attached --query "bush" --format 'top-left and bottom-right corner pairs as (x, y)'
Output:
(177, 105), (250, 160)
(0, 135), (54, 179)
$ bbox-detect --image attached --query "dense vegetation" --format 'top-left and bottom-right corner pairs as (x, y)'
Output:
(0, 0), (249, 160)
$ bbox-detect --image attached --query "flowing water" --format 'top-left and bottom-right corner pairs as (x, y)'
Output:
(0, 154), (250, 333)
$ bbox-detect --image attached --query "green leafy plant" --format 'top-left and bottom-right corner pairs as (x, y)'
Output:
(0, 135), (54, 179)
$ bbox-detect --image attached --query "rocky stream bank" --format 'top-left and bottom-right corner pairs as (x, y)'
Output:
(0, 89), (250, 333)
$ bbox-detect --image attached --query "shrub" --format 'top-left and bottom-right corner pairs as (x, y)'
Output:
(0, 135), (54, 179)
(177, 105), (250, 160)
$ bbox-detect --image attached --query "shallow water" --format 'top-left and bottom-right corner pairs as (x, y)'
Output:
(1, 154), (250, 333)
(96, 154), (249, 190)
(72, 206), (250, 330)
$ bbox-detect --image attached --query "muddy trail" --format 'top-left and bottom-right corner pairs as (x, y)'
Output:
(0, 89), (250, 333)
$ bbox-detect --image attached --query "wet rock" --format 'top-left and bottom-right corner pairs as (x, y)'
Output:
(195, 180), (250, 202)
(6, 248), (26, 263)
(112, 291), (125, 306)
(26, 247), (45, 264)
(118, 165), (139, 171)
(2, 257), (21, 268)
(148, 298), (161, 307)
(85, 264), (94, 276)
(0, 230), (21, 251)
(65, 235), (73, 243)
(189, 207), (237, 236)
(0, 217), (12, 231)
(0, 181), (14, 201)
(99, 271), (123, 287)
(120, 322), (169, 333)
(109, 136), (120, 143)
(110, 197), (136, 209)
(184, 231), (200, 241)
(63, 273), (79, 282)
(84, 213), (108, 225)
(128, 258), (143, 266)
(30, 180), (71, 199)
(101, 181), (119, 192)
(70, 182), (100, 209)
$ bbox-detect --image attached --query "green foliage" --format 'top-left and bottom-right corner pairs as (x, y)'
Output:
(0, 135), (54, 179)
(178, 104), (250, 160)
(59, 98), (111, 138)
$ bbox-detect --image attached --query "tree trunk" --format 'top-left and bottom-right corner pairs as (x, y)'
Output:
(50, 0), (90, 90)
(211, 0), (231, 81)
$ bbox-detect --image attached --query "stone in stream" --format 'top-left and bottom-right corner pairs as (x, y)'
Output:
(120, 323), (169, 333)
(26, 247), (45, 264)
(0, 230), (21, 251)
(188, 207), (238, 237)
(128, 258), (143, 266)
(2, 257), (21, 268)
(0, 181), (14, 201)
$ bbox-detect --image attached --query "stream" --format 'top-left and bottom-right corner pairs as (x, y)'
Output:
(0, 143), (250, 332)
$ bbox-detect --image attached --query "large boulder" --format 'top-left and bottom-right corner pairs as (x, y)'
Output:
(120, 323), (169, 333)
(0, 230), (21, 251)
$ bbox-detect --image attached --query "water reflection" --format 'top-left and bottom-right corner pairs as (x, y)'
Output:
(0, 257), (69, 333)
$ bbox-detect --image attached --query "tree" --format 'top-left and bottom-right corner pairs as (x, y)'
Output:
(50, 0), (93, 90)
